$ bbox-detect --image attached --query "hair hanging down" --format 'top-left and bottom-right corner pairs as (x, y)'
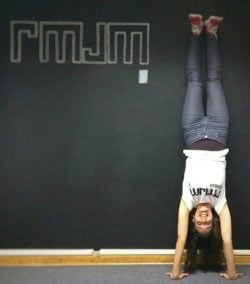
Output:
(184, 208), (225, 273)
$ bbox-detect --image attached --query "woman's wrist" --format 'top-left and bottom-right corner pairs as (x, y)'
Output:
(171, 269), (181, 276)
(228, 271), (237, 279)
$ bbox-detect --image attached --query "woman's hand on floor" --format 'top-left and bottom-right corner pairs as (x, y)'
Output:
(166, 271), (189, 280)
(219, 271), (243, 280)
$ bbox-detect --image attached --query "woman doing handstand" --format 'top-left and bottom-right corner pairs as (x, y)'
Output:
(167, 14), (243, 280)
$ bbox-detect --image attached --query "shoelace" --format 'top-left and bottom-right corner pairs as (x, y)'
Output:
(205, 21), (219, 38)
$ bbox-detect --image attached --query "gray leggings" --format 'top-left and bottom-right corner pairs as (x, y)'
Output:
(182, 35), (229, 146)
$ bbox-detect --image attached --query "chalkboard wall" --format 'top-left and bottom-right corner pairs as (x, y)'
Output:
(0, 0), (249, 249)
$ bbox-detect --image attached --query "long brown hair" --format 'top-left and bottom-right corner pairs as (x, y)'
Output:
(184, 207), (225, 272)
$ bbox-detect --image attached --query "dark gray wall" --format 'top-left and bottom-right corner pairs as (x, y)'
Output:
(0, 0), (249, 249)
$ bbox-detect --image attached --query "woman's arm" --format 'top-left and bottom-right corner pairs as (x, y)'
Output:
(167, 199), (190, 280)
(219, 204), (242, 280)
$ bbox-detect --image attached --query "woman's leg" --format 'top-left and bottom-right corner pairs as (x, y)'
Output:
(206, 17), (229, 128)
(182, 35), (204, 127)
(182, 16), (204, 145)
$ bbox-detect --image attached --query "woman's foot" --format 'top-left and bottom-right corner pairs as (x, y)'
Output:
(205, 16), (223, 38)
(189, 14), (204, 36)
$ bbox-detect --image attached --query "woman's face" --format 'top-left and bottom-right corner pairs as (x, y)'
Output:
(193, 203), (213, 234)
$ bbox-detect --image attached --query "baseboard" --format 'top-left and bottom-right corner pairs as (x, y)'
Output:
(0, 249), (249, 266)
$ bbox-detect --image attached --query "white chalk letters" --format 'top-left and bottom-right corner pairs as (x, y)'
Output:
(10, 21), (150, 65)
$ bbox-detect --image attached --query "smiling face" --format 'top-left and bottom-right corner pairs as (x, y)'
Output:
(193, 203), (213, 235)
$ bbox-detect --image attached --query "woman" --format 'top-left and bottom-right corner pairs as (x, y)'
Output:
(167, 14), (242, 280)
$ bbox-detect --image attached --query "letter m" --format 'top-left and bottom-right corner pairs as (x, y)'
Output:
(107, 23), (150, 65)
(39, 21), (83, 63)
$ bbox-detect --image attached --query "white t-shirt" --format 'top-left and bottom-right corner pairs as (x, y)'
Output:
(181, 149), (229, 215)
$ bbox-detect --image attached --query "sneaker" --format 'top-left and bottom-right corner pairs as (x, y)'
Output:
(205, 16), (223, 37)
(189, 14), (204, 36)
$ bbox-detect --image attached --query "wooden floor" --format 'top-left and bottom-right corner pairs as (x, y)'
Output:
(0, 254), (249, 266)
